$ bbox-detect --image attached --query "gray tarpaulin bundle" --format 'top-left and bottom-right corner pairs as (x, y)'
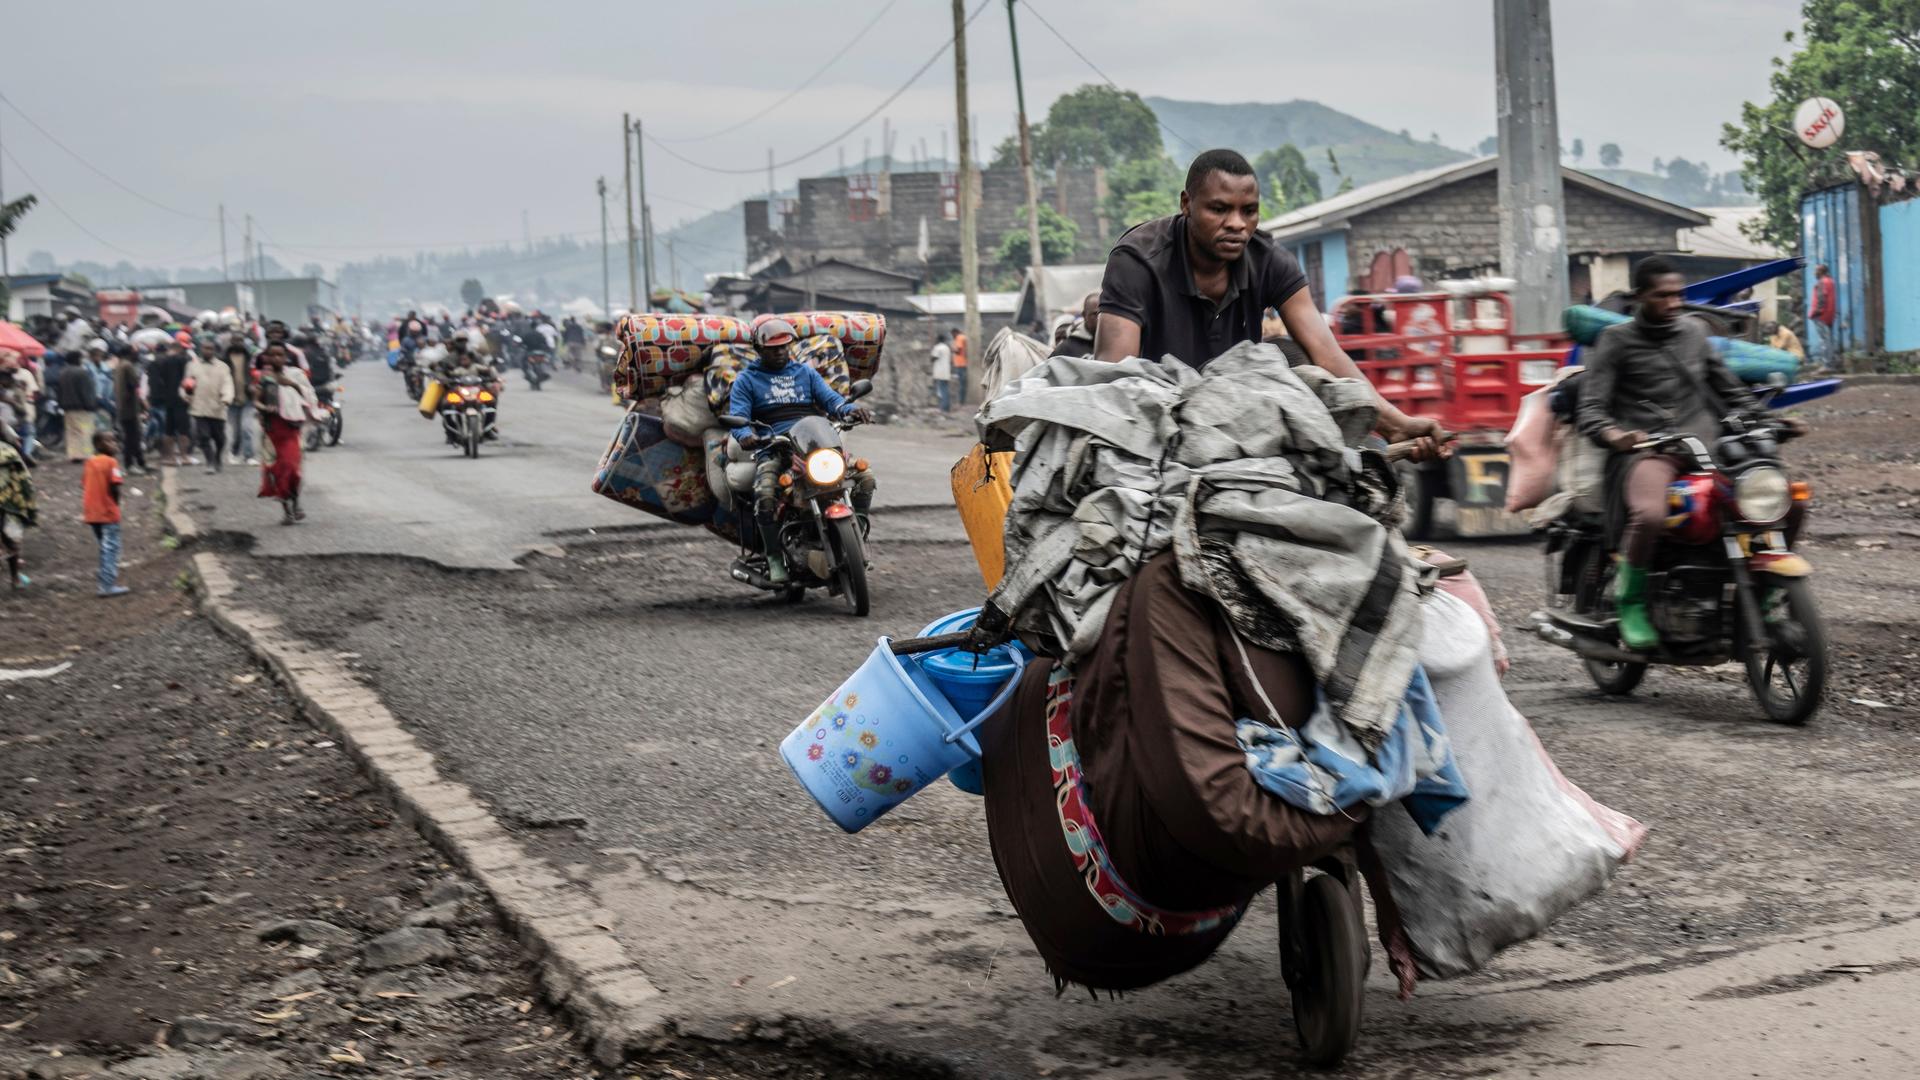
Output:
(977, 343), (1434, 749)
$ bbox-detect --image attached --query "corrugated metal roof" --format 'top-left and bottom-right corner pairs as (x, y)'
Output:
(1262, 157), (1709, 242)
(1678, 207), (1782, 260)
(906, 292), (1020, 315)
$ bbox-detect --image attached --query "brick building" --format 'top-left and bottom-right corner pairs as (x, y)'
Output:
(745, 165), (1111, 278)
(1262, 157), (1711, 309)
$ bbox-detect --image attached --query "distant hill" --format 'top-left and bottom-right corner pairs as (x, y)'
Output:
(1582, 167), (1756, 209)
(1143, 97), (1469, 188)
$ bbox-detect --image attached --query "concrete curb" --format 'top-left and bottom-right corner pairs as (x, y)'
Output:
(161, 471), (669, 1064)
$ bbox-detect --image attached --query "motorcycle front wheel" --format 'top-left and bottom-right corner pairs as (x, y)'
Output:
(1744, 576), (1827, 725)
(827, 514), (870, 617)
(328, 413), (343, 446)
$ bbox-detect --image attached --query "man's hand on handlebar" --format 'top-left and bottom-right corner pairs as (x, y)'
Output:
(1379, 411), (1455, 462)
(845, 406), (875, 425)
(1605, 428), (1650, 453)
(1777, 415), (1810, 440)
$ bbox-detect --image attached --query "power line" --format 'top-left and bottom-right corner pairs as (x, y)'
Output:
(0, 90), (220, 222)
(653, 0), (903, 144)
(0, 142), (214, 265)
(251, 223), (605, 255)
(1015, 0), (1201, 155)
(643, 0), (993, 177)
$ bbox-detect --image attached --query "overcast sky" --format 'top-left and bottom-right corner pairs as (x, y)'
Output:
(1, 0), (1802, 274)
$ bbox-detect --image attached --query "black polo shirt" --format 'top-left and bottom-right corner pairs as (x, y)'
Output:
(1098, 214), (1308, 369)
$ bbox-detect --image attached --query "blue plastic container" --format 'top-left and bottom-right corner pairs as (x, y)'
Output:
(912, 608), (1027, 796)
(780, 636), (1019, 832)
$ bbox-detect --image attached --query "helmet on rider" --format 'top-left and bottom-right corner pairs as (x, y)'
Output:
(753, 318), (796, 370)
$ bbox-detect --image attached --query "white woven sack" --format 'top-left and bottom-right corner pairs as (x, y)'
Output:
(1556, 424), (1606, 514)
(1370, 591), (1644, 978)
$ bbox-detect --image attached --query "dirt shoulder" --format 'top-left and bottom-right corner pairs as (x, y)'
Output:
(0, 472), (897, 1078)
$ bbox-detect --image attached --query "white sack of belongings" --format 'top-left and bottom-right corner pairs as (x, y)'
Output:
(1368, 590), (1647, 978)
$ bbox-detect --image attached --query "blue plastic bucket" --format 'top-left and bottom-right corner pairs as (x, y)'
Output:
(912, 608), (1027, 796)
(780, 636), (1019, 832)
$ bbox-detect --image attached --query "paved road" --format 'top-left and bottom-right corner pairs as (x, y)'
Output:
(181, 374), (1920, 1078)
(177, 360), (972, 569)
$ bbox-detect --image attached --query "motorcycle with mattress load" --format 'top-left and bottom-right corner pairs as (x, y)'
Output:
(1532, 404), (1827, 724)
(718, 380), (876, 615)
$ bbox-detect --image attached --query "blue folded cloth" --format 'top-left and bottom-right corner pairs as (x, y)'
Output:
(1235, 665), (1469, 835)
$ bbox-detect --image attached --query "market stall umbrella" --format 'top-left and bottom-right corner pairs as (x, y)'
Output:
(0, 321), (47, 358)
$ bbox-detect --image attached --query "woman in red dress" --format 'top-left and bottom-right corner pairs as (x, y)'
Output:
(252, 343), (316, 524)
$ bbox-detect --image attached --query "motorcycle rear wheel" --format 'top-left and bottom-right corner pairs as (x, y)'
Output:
(827, 515), (870, 617)
(1744, 576), (1827, 725)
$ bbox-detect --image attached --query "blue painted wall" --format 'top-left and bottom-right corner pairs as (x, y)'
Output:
(1799, 185), (1870, 353)
(1880, 198), (1920, 353)
(1282, 230), (1349, 312)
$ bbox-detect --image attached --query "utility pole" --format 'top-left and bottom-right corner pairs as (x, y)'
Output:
(1494, 0), (1569, 334)
(243, 214), (254, 316)
(951, 0), (981, 392)
(667, 236), (678, 290)
(219, 203), (229, 281)
(1006, 0), (1044, 317)
(642, 204), (657, 301)
(623, 113), (638, 312)
(596, 177), (611, 318)
(522, 208), (532, 253)
(0, 107), (9, 281)
(635, 118), (655, 305)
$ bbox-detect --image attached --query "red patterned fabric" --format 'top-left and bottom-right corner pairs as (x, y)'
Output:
(1044, 666), (1244, 937)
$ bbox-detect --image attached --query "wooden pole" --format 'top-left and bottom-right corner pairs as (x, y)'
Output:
(1006, 0), (1044, 322)
(952, 0), (981, 397)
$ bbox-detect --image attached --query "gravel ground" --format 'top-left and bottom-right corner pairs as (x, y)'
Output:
(0, 470), (900, 1078)
(48, 382), (1918, 1077)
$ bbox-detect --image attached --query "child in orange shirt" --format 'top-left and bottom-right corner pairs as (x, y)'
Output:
(82, 431), (129, 597)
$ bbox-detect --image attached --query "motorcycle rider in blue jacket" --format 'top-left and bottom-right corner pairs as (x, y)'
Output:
(727, 317), (872, 585)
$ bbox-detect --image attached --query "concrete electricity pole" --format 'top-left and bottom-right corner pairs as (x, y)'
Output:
(1494, 0), (1570, 334)
(596, 177), (610, 318)
(219, 203), (229, 282)
(952, 0), (982, 386)
(635, 119), (655, 305)
(0, 107), (9, 281)
(623, 113), (639, 313)
(1006, 0), (1044, 320)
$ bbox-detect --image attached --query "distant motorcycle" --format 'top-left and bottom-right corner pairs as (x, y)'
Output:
(436, 376), (498, 459)
(519, 335), (551, 391)
(304, 383), (343, 450)
(718, 380), (876, 616)
(596, 342), (618, 395)
(1532, 403), (1827, 724)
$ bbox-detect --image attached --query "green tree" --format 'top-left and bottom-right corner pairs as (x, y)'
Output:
(1031, 84), (1163, 169)
(1598, 142), (1623, 168)
(1570, 137), (1585, 163)
(0, 194), (38, 314)
(1253, 144), (1322, 213)
(459, 278), (486, 309)
(996, 203), (1080, 269)
(1477, 135), (1500, 156)
(1722, 0), (1920, 248)
(1325, 148), (1354, 194)
(1103, 154), (1182, 235)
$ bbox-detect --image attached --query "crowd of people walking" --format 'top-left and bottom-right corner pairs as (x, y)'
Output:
(0, 306), (367, 591)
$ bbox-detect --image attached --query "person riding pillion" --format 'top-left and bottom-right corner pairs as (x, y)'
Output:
(1574, 255), (1806, 652)
(726, 317), (874, 585)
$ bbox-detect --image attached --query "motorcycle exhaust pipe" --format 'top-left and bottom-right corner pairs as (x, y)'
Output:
(1529, 611), (1647, 665)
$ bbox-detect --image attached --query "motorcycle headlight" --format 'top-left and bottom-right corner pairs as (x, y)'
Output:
(1735, 466), (1790, 524)
(477, 391), (494, 402)
(805, 448), (847, 486)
